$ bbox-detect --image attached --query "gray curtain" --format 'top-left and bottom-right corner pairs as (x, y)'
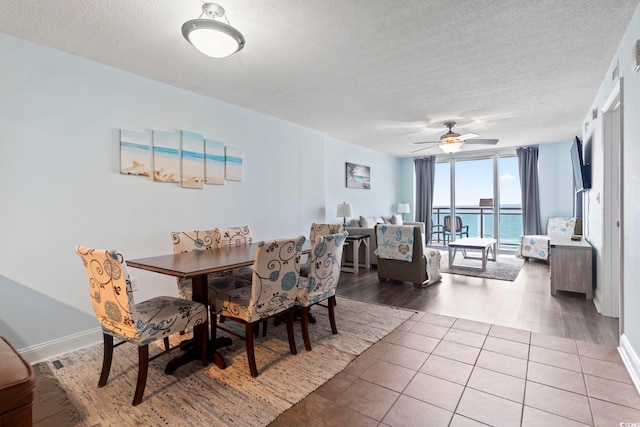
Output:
(414, 156), (436, 244)
(516, 146), (542, 235)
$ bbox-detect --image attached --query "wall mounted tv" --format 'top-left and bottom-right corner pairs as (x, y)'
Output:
(570, 136), (591, 192)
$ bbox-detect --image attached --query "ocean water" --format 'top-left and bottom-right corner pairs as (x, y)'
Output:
(432, 205), (523, 245)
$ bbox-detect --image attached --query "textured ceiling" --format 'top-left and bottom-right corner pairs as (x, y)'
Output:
(1, 0), (637, 157)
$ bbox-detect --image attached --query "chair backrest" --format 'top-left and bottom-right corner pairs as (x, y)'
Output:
(170, 229), (215, 254)
(375, 225), (418, 262)
(309, 223), (344, 242)
(305, 232), (348, 298)
(546, 217), (576, 237)
(75, 246), (139, 339)
(443, 215), (463, 233)
(214, 226), (253, 247)
(247, 235), (305, 317)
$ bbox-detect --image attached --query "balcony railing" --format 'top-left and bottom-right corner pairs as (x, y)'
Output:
(430, 206), (523, 248)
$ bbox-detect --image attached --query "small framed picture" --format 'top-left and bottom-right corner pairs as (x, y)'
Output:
(346, 162), (370, 189)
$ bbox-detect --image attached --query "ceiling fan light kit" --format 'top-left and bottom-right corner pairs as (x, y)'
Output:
(412, 121), (498, 155)
(182, 3), (245, 58)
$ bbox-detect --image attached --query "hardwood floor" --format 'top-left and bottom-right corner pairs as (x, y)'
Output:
(336, 255), (619, 347)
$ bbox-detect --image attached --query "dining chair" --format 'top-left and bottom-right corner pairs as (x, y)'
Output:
(212, 226), (254, 280)
(295, 231), (348, 351)
(213, 235), (306, 377)
(443, 215), (469, 244)
(300, 223), (344, 277)
(75, 246), (208, 405)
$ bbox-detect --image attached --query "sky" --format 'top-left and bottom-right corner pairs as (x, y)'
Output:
(432, 156), (521, 207)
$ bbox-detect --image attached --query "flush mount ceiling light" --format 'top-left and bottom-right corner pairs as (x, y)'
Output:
(182, 3), (245, 58)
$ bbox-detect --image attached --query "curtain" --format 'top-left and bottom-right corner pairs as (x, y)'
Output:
(516, 146), (542, 235)
(414, 156), (436, 244)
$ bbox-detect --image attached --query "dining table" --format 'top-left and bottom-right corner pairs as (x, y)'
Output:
(127, 240), (310, 374)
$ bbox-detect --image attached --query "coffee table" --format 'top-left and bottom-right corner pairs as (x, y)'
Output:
(447, 237), (497, 272)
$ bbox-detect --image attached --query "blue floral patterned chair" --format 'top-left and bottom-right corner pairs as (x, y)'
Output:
(75, 246), (208, 406)
(296, 231), (348, 351)
(517, 217), (578, 261)
(214, 236), (306, 377)
(212, 226), (255, 280)
(300, 223), (344, 277)
(375, 225), (442, 288)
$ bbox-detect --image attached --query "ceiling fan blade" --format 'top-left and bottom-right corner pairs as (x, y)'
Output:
(465, 138), (499, 145)
(411, 145), (440, 154)
(459, 132), (479, 140)
(413, 140), (440, 145)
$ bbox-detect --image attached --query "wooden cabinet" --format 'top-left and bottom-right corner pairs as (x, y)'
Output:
(550, 238), (593, 299)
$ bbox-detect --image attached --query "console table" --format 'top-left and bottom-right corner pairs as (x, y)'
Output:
(550, 238), (593, 299)
(341, 234), (370, 273)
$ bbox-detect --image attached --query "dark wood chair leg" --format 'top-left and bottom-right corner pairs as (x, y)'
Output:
(301, 306), (312, 351)
(286, 308), (297, 355)
(328, 295), (338, 334)
(163, 337), (170, 351)
(246, 323), (258, 377)
(98, 333), (114, 387)
(132, 345), (149, 406)
(262, 320), (268, 337)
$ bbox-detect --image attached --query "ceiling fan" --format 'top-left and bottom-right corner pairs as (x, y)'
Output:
(412, 122), (498, 154)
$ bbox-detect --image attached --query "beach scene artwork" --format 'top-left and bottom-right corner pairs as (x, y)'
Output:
(225, 146), (243, 182)
(120, 130), (150, 176)
(346, 162), (370, 189)
(205, 139), (225, 185)
(181, 131), (204, 189)
(153, 130), (180, 183)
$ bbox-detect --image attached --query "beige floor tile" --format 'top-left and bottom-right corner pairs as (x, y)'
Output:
(378, 344), (429, 370)
(335, 378), (400, 421)
(488, 325), (531, 345)
(483, 336), (530, 360)
(444, 328), (487, 348)
(397, 319), (417, 331)
(576, 341), (623, 364)
(394, 331), (440, 353)
(403, 373), (464, 411)
(421, 312), (457, 328)
(452, 318), (491, 335)
(524, 381), (592, 425)
(590, 397), (640, 427)
(475, 349), (528, 379)
(521, 406), (591, 427)
(276, 393), (378, 427)
(432, 340), (481, 365)
(409, 321), (449, 339)
(531, 332), (578, 354)
(581, 356), (633, 384)
(449, 414), (490, 427)
(382, 328), (406, 344)
(584, 374), (640, 409)
(362, 340), (392, 359)
(467, 366), (526, 403)
(456, 388), (523, 426)
(410, 311), (426, 322)
(342, 354), (378, 377)
(382, 395), (453, 427)
(527, 361), (586, 395)
(359, 359), (416, 393)
(529, 345), (582, 372)
(314, 371), (358, 402)
(420, 354), (474, 385)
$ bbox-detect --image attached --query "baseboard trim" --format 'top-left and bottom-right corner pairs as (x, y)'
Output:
(18, 327), (102, 364)
(619, 333), (640, 395)
(593, 292), (603, 314)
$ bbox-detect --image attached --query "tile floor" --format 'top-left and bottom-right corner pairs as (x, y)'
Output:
(271, 312), (640, 427)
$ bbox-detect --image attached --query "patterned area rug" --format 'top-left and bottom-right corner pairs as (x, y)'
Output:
(440, 252), (524, 281)
(46, 297), (414, 426)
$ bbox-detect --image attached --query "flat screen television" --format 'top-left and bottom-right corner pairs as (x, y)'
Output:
(570, 136), (591, 192)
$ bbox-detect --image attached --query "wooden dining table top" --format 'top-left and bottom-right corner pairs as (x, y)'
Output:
(127, 241), (311, 278)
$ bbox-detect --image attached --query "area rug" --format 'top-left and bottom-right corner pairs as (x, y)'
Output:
(440, 252), (524, 281)
(45, 296), (414, 427)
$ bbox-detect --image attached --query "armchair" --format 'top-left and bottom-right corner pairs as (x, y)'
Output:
(518, 217), (580, 261)
(443, 215), (469, 244)
(375, 225), (442, 288)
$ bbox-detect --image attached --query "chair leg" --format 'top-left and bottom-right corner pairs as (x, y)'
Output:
(328, 295), (338, 334)
(286, 308), (297, 355)
(301, 306), (312, 351)
(163, 337), (170, 351)
(262, 320), (268, 337)
(98, 333), (114, 387)
(132, 345), (149, 406)
(245, 323), (258, 377)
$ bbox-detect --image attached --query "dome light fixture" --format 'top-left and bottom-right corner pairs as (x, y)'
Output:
(439, 122), (463, 154)
(182, 3), (245, 58)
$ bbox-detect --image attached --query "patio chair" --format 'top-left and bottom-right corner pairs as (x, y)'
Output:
(443, 215), (469, 244)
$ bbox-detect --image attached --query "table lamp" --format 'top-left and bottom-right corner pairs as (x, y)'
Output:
(336, 202), (353, 226)
(398, 203), (410, 220)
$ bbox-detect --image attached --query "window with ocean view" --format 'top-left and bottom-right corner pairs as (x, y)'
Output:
(430, 154), (522, 251)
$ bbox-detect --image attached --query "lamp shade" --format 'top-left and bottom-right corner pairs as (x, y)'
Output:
(336, 203), (353, 218)
(439, 141), (462, 154)
(398, 203), (410, 214)
(182, 3), (245, 58)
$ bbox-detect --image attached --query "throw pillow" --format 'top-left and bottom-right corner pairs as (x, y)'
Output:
(374, 216), (385, 224)
(360, 216), (376, 228)
(382, 216), (393, 224)
(390, 214), (404, 225)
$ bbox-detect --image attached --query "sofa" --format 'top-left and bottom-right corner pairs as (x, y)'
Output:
(345, 214), (425, 265)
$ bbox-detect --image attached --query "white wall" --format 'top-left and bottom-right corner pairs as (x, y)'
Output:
(539, 141), (575, 227)
(583, 4), (640, 388)
(0, 34), (401, 359)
